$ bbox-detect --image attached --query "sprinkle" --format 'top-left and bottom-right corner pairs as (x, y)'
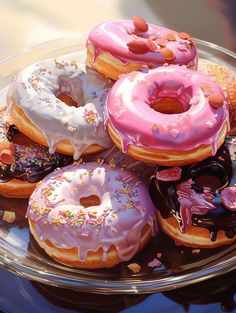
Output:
(206, 120), (214, 128)
(148, 258), (162, 268)
(108, 158), (116, 168)
(170, 128), (179, 138)
(2, 211), (16, 223)
(189, 96), (199, 105)
(192, 249), (201, 254)
(127, 263), (141, 273)
(151, 122), (158, 131)
(96, 158), (104, 165)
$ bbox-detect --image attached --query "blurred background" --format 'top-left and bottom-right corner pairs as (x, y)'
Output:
(0, 0), (236, 60)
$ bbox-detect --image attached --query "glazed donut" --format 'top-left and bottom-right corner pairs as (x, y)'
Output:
(8, 53), (112, 159)
(27, 162), (157, 268)
(198, 59), (236, 134)
(0, 127), (72, 198)
(106, 65), (229, 166)
(86, 17), (198, 80)
(149, 140), (236, 248)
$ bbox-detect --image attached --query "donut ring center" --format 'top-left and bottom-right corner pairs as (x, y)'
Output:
(80, 195), (101, 208)
(56, 75), (84, 108)
(149, 80), (193, 114)
(190, 162), (228, 191)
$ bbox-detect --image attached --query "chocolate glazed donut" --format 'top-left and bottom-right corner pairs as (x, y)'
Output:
(149, 139), (236, 248)
(0, 127), (72, 198)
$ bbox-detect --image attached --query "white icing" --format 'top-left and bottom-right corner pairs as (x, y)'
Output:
(8, 51), (112, 159)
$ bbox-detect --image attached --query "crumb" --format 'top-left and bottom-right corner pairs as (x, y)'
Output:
(2, 211), (16, 223)
(127, 263), (141, 273)
(192, 249), (201, 254)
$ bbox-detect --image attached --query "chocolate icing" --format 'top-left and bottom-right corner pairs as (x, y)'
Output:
(149, 138), (236, 241)
(0, 127), (72, 183)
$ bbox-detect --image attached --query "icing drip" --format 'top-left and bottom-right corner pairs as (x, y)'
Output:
(27, 162), (157, 262)
(8, 52), (112, 159)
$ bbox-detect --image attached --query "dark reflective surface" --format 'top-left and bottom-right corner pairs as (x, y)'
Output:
(0, 267), (235, 313)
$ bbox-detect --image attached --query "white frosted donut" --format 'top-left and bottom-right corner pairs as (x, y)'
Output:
(8, 52), (112, 159)
(27, 162), (157, 268)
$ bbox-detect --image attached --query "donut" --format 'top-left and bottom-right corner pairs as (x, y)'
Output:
(106, 65), (229, 166)
(27, 162), (157, 268)
(0, 107), (15, 165)
(8, 53), (112, 159)
(86, 16), (198, 80)
(149, 140), (236, 248)
(198, 59), (236, 134)
(0, 127), (72, 198)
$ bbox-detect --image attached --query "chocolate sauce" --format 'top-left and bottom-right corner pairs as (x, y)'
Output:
(0, 127), (72, 183)
(149, 138), (236, 240)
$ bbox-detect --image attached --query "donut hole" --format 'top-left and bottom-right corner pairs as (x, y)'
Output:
(190, 162), (228, 191)
(56, 75), (84, 108)
(151, 97), (185, 114)
(80, 195), (101, 208)
(12, 132), (36, 146)
(149, 81), (192, 114)
(57, 93), (78, 107)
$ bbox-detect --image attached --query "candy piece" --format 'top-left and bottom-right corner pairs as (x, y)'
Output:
(156, 167), (182, 181)
(132, 16), (148, 32)
(127, 40), (149, 54)
(221, 187), (236, 211)
(160, 47), (175, 60)
(208, 93), (224, 108)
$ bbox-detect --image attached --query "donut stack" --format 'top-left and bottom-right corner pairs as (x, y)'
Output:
(3, 16), (236, 269)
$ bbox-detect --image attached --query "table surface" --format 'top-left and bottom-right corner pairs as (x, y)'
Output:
(0, 267), (235, 313)
(0, 0), (236, 312)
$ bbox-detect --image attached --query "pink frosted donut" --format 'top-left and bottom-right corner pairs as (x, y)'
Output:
(27, 162), (157, 268)
(106, 65), (230, 166)
(86, 17), (198, 80)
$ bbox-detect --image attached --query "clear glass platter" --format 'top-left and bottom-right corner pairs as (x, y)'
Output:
(0, 37), (235, 294)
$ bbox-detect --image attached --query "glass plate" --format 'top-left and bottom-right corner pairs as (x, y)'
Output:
(0, 37), (235, 295)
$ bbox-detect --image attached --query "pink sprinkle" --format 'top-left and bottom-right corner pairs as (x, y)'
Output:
(124, 175), (134, 183)
(148, 258), (162, 268)
(81, 232), (89, 237)
(221, 187), (236, 211)
(156, 167), (182, 181)
(206, 120), (214, 128)
(189, 96), (199, 105)
(87, 220), (96, 224)
(170, 128), (179, 138)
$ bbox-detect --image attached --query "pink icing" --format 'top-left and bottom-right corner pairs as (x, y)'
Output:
(106, 65), (229, 154)
(156, 167), (182, 181)
(176, 179), (216, 232)
(27, 162), (157, 262)
(87, 20), (197, 68)
(221, 187), (236, 211)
